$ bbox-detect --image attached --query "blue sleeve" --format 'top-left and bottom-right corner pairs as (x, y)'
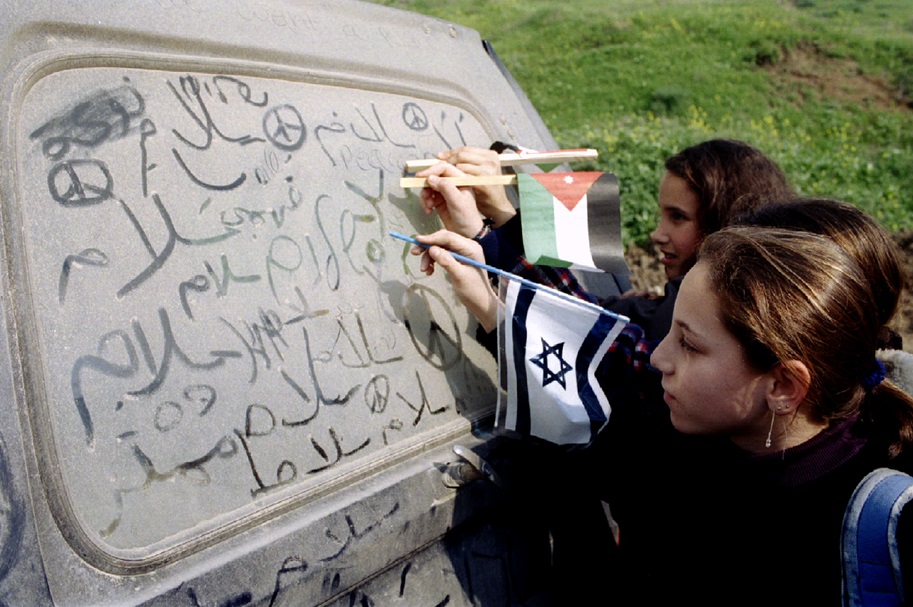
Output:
(478, 213), (525, 272)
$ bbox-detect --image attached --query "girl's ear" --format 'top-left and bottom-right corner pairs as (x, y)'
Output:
(767, 360), (811, 414)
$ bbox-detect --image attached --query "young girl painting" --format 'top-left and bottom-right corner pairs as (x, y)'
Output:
(416, 139), (795, 340)
(406, 222), (913, 606)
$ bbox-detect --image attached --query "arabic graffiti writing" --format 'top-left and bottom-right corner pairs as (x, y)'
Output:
(17, 68), (498, 556)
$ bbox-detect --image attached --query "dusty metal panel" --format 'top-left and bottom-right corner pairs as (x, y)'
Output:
(0, 1), (561, 605)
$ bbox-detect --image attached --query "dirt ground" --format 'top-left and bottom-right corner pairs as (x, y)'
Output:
(623, 230), (913, 354)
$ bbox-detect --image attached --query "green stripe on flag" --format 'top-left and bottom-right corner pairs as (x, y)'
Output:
(532, 255), (572, 268)
(518, 173), (561, 265)
(519, 172), (606, 270)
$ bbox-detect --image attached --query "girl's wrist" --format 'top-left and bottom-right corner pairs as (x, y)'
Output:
(475, 288), (500, 333)
(472, 218), (495, 241)
(489, 207), (517, 228)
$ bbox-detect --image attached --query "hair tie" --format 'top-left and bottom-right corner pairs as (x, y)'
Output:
(861, 359), (887, 392)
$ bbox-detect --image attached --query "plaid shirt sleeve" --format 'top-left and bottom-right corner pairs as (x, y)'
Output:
(509, 257), (600, 305)
(594, 321), (663, 410)
(607, 324), (657, 373)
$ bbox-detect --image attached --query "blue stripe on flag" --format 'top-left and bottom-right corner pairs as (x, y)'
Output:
(576, 313), (615, 426)
(512, 285), (535, 435)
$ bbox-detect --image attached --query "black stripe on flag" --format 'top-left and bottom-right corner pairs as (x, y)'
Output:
(511, 284), (535, 435)
(577, 313), (615, 437)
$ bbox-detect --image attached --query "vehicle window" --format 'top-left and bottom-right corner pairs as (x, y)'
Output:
(16, 67), (498, 570)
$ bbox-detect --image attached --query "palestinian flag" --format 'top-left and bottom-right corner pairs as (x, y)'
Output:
(518, 172), (623, 273)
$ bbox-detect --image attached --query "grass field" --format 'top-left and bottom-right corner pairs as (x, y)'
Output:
(369, 0), (913, 246)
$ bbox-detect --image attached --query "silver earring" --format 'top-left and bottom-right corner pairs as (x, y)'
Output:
(765, 410), (777, 448)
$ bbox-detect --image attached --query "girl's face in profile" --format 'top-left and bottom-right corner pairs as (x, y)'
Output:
(650, 262), (774, 451)
(650, 172), (702, 281)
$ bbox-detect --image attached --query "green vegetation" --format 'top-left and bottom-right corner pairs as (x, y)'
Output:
(369, 0), (913, 245)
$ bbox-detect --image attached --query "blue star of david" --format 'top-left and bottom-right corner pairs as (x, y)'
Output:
(529, 338), (573, 389)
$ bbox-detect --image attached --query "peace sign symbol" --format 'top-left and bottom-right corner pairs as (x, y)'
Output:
(263, 104), (306, 151)
(402, 103), (428, 131)
(48, 159), (113, 207)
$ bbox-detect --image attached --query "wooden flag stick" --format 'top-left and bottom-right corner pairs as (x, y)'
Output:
(400, 174), (518, 189)
(404, 148), (598, 173)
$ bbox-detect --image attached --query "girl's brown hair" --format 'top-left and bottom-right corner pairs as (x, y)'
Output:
(700, 225), (913, 456)
(736, 198), (906, 348)
(665, 139), (795, 237)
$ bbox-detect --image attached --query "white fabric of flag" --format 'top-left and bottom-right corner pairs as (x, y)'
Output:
(518, 172), (625, 274)
(497, 276), (628, 445)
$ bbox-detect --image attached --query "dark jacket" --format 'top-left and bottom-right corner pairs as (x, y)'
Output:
(598, 413), (913, 606)
(600, 275), (681, 342)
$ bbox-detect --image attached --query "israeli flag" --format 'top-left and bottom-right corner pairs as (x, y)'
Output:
(497, 276), (628, 445)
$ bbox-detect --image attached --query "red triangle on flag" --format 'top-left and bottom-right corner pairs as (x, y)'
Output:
(530, 172), (604, 212)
